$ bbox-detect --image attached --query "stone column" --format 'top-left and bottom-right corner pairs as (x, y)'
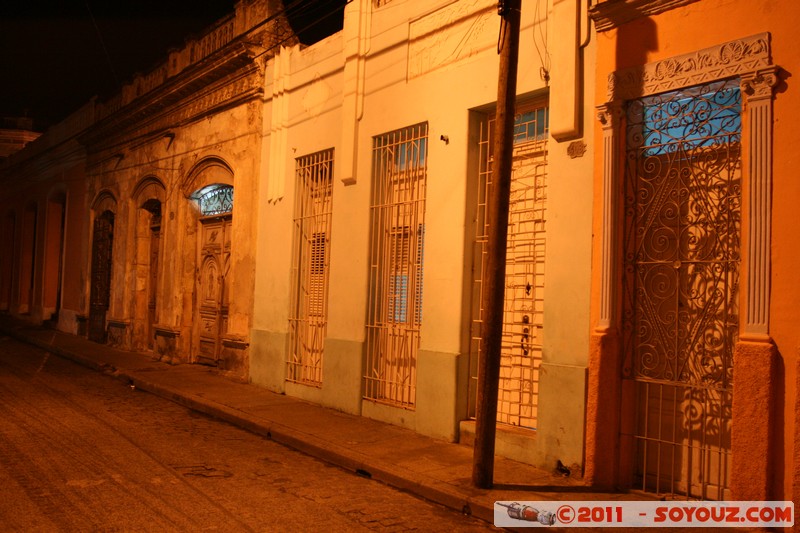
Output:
(731, 66), (779, 501)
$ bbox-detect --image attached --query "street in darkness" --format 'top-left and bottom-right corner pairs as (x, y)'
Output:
(0, 335), (496, 531)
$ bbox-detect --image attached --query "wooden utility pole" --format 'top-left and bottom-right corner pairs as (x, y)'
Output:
(472, 0), (521, 489)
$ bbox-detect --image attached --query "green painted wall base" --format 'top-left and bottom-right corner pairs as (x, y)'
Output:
(249, 328), (287, 392)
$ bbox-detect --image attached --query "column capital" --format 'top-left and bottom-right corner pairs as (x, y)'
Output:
(741, 66), (779, 102)
(596, 101), (624, 130)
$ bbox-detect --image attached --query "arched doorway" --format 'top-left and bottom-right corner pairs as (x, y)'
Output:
(43, 190), (67, 323)
(132, 178), (166, 351)
(18, 202), (38, 314)
(184, 157), (234, 366)
(0, 212), (16, 311)
(191, 183), (233, 365)
(89, 193), (117, 343)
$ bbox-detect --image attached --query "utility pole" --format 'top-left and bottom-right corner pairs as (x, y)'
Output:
(472, 0), (521, 489)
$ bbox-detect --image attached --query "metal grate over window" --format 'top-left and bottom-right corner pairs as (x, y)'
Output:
(192, 184), (234, 216)
(622, 79), (741, 500)
(288, 149), (334, 386)
(364, 123), (427, 408)
(469, 101), (549, 429)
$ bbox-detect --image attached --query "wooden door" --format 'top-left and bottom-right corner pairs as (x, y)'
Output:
(194, 215), (231, 364)
(89, 211), (114, 343)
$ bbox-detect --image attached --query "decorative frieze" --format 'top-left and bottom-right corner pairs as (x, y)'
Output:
(608, 33), (771, 101)
(83, 43), (265, 151)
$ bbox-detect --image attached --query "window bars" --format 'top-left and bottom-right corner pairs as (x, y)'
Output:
(469, 102), (549, 429)
(622, 79), (741, 500)
(288, 148), (334, 386)
(365, 123), (428, 408)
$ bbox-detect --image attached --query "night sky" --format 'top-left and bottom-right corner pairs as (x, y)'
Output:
(0, 0), (345, 132)
(0, 1), (242, 130)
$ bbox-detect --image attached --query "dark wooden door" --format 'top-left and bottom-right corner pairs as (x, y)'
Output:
(88, 211), (114, 342)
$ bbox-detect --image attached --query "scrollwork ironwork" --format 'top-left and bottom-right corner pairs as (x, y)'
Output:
(624, 80), (740, 498)
(623, 79), (740, 391)
(193, 185), (234, 216)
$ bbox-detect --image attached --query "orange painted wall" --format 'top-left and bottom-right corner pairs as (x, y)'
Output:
(592, 0), (800, 501)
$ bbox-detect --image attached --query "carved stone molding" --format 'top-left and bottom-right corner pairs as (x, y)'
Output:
(596, 101), (624, 130)
(591, 0), (701, 32)
(598, 35), (779, 338)
(608, 33), (771, 101)
(82, 42), (265, 151)
(742, 66), (780, 101)
(567, 140), (587, 159)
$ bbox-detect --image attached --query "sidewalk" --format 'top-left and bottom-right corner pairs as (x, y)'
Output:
(0, 316), (633, 526)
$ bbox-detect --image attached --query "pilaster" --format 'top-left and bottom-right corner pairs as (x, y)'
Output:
(729, 65), (779, 501)
(740, 66), (778, 338)
(596, 101), (623, 331)
(339, 0), (371, 186)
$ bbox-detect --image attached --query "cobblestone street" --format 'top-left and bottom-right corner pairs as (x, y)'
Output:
(0, 335), (496, 532)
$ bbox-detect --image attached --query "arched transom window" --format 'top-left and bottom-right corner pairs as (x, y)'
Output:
(191, 184), (233, 216)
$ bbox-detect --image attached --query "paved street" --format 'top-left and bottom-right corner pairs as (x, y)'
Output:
(0, 335), (496, 532)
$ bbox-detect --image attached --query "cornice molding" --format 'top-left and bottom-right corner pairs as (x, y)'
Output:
(590, 0), (701, 32)
(607, 33), (771, 101)
(81, 41), (265, 150)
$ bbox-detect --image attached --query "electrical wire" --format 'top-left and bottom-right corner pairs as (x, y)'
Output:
(532, 0), (550, 83)
(85, 0), (120, 88)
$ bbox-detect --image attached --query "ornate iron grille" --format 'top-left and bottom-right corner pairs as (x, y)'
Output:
(89, 210), (114, 343)
(364, 123), (428, 408)
(288, 148), (334, 386)
(192, 185), (234, 216)
(469, 102), (548, 429)
(622, 79), (741, 500)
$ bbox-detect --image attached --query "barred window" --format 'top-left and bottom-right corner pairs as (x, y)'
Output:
(287, 148), (334, 386)
(365, 123), (428, 408)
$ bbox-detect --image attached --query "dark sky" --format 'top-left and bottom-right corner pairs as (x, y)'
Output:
(0, 1), (238, 130)
(0, 0), (347, 132)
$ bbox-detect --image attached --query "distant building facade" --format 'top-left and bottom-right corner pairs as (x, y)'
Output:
(0, 117), (40, 160)
(1, 0), (797, 507)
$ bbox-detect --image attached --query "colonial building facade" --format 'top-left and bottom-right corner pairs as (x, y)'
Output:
(586, 0), (799, 504)
(250, 0), (596, 473)
(1, 0), (296, 381)
(1, 0), (796, 506)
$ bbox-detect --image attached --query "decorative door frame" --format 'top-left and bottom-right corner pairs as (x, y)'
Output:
(587, 33), (780, 500)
